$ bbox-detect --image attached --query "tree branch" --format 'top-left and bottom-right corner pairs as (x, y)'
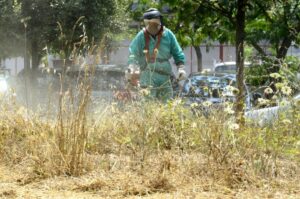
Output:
(249, 40), (267, 56)
(199, 0), (236, 24)
(254, 1), (273, 23)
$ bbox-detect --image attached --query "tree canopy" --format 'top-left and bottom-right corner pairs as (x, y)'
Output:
(0, 0), (126, 70)
(130, 0), (300, 68)
(127, 0), (299, 120)
(0, 0), (23, 60)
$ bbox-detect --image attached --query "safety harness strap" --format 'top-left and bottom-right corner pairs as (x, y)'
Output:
(143, 27), (163, 63)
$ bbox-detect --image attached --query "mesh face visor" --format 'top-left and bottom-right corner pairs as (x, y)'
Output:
(144, 18), (161, 26)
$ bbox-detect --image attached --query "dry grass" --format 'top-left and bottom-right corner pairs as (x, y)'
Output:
(0, 80), (299, 198)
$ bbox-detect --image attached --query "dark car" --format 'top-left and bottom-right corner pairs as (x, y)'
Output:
(181, 72), (252, 110)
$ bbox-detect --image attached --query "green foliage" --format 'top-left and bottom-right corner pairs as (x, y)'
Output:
(50, 0), (121, 58)
(246, 0), (300, 60)
(245, 61), (269, 87)
(98, 0), (132, 59)
(0, 0), (125, 67)
(0, 0), (23, 59)
(131, 0), (300, 70)
(284, 56), (300, 73)
(246, 56), (300, 91)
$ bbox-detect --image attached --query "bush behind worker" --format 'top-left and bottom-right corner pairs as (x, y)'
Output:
(127, 8), (186, 101)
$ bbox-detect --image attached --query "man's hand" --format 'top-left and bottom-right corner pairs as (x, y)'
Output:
(178, 65), (187, 81)
(125, 64), (140, 86)
(125, 64), (134, 82)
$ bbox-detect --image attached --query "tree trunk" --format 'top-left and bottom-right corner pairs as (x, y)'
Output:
(24, 27), (30, 72)
(277, 37), (292, 60)
(267, 37), (292, 91)
(31, 40), (41, 71)
(194, 45), (202, 72)
(235, 0), (247, 124)
(30, 40), (42, 109)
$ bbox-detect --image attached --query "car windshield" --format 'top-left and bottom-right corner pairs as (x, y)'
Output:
(190, 74), (236, 86)
(190, 76), (208, 86)
(182, 73), (238, 98)
(215, 64), (236, 73)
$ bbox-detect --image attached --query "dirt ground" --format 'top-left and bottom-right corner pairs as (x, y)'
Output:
(1, 164), (299, 199)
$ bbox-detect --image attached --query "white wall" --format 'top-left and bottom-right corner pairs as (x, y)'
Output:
(109, 40), (236, 75)
(4, 42), (299, 76)
(2, 57), (24, 76)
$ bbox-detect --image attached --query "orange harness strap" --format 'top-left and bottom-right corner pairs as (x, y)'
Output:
(143, 27), (163, 63)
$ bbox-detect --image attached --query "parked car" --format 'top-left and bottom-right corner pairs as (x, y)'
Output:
(180, 72), (252, 110)
(0, 68), (10, 93)
(245, 93), (300, 125)
(0, 77), (8, 93)
(214, 61), (250, 73)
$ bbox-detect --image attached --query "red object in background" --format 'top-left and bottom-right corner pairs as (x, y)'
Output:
(219, 43), (223, 61)
(114, 89), (132, 102)
(130, 72), (140, 87)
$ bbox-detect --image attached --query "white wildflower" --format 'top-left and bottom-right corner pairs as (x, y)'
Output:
(202, 101), (212, 107)
(296, 141), (300, 147)
(17, 106), (27, 115)
(282, 119), (292, 125)
(225, 85), (235, 92)
(201, 69), (211, 73)
(111, 102), (118, 113)
(191, 122), (197, 128)
(222, 86), (235, 97)
(190, 103), (199, 108)
(271, 95), (278, 100)
(257, 98), (270, 106)
(139, 88), (150, 96)
(275, 82), (284, 90)
(264, 87), (273, 95)
(224, 107), (235, 114)
(173, 98), (182, 106)
(281, 86), (292, 96)
(270, 73), (281, 79)
(279, 99), (289, 106)
(258, 119), (265, 127)
(229, 123), (239, 130)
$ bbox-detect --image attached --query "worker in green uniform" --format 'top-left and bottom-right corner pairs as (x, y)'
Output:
(126, 8), (186, 101)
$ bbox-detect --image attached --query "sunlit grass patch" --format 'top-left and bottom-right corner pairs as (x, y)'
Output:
(0, 90), (299, 194)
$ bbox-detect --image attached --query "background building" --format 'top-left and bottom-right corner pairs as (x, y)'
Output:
(2, 43), (300, 76)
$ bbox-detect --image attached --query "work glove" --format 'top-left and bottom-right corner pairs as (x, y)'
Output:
(177, 65), (187, 81)
(125, 64), (140, 86)
(125, 64), (134, 82)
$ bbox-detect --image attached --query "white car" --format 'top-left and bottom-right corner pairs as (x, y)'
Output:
(245, 94), (300, 125)
(214, 61), (250, 73)
(0, 68), (10, 93)
(0, 77), (8, 93)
